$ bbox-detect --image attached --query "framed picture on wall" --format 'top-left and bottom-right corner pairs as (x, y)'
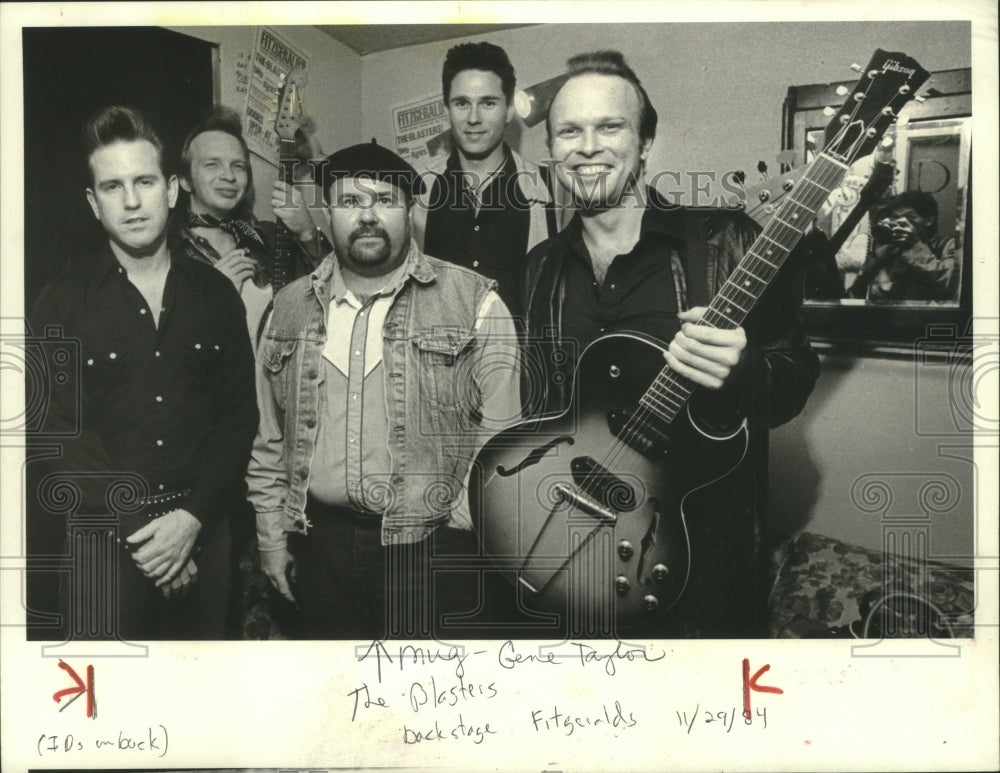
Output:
(780, 67), (972, 353)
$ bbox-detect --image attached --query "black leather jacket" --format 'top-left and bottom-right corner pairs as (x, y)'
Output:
(522, 198), (820, 431)
(521, 197), (820, 620)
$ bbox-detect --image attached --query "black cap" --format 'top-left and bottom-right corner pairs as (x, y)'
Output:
(317, 138), (424, 198)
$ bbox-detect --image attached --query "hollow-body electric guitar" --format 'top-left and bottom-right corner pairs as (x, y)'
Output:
(471, 50), (929, 631)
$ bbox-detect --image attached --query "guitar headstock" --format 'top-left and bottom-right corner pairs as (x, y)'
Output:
(275, 68), (308, 141)
(821, 49), (929, 166)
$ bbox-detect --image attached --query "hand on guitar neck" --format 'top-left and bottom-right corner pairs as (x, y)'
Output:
(271, 180), (321, 244)
(666, 307), (749, 391)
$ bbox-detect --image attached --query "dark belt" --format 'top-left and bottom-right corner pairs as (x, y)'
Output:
(305, 495), (382, 529)
(117, 488), (193, 552)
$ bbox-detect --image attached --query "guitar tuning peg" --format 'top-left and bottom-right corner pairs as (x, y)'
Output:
(896, 114), (911, 127)
(823, 106), (837, 116)
(850, 63), (863, 72)
(913, 95), (927, 103)
(835, 85), (850, 96)
(879, 136), (895, 149)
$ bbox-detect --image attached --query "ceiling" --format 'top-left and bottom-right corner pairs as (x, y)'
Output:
(316, 24), (535, 56)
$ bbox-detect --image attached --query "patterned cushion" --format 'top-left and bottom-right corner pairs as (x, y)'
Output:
(767, 531), (975, 638)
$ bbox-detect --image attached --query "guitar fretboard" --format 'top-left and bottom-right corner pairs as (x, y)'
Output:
(639, 154), (848, 424)
(272, 136), (297, 292)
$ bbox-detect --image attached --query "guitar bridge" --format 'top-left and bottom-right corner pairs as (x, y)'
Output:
(553, 483), (617, 522)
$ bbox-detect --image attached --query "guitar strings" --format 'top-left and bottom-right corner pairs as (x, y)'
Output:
(579, 68), (894, 500)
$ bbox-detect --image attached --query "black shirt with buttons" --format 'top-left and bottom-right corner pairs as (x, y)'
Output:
(29, 244), (258, 529)
(559, 208), (682, 351)
(422, 148), (532, 319)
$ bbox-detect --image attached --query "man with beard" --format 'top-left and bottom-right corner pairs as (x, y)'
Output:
(246, 141), (521, 638)
(521, 51), (820, 637)
(30, 106), (258, 639)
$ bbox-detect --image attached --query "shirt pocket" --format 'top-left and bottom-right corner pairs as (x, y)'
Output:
(259, 336), (299, 407)
(81, 342), (129, 402)
(180, 338), (225, 392)
(413, 329), (476, 412)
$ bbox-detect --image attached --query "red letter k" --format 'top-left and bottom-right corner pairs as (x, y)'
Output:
(52, 660), (96, 718)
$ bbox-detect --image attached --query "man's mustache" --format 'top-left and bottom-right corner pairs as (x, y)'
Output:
(350, 226), (389, 242)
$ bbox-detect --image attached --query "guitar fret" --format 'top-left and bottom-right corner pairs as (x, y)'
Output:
(771, 215), (806, 234)
(643, 387), (685, 412)
(648, 377), (690, 404)
(713, 294), (748, 316)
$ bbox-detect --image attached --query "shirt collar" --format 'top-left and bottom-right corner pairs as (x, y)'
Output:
(564, 185), (687, 262)
(93, 241), (190, 287)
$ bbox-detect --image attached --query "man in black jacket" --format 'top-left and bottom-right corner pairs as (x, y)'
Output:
(520, 51), (819, 637)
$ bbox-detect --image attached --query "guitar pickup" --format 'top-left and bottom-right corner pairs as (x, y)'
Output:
(607, 408), (672, 458)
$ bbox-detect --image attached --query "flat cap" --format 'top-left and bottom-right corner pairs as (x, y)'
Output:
(317, 138), (424, 198)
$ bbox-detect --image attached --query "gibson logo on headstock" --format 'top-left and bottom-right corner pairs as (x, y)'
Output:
(882, 59), (917, 78)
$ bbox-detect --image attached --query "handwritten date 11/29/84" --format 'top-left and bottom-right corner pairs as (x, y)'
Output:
(676, 705), (769, 734)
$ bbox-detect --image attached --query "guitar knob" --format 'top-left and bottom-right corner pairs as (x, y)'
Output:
(615, 576), (631, 596)
(757, 190), (770, 203)
(652, 563), (669, 582)
(643, 595), (659, 613)
(617, 541), (634, 561)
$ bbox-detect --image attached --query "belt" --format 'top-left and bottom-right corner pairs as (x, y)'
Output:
(117, 488), (193, 553)
(305, 495), (382, 529)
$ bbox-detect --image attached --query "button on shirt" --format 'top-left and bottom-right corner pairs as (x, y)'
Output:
(29, 245), (259, 525)
(560, 208), (686, 350)
(308, 256), (520, 530)
(423, 149), (533, 319)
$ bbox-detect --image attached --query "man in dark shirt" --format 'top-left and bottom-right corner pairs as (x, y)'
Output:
(30, 106), (258, 640)
(520, 52), (819, 637)
(413, 42), (555, 320)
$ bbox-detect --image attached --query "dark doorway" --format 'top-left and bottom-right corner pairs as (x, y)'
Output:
(22, 26), (215, 309)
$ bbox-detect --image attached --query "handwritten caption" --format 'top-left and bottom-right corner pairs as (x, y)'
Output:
(342, 640), (775, 746)
(37, 725), (168, 757)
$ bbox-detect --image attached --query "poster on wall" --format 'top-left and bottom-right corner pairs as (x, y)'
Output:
(391, 92), (452, 171)
(243, 26), (311, 164)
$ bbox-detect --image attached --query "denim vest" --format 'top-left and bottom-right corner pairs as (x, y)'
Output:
(255, 242), (496, 546)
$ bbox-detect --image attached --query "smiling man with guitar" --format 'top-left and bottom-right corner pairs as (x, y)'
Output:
(474, 49), (928, 638)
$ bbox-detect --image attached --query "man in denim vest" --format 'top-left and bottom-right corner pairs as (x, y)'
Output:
(247, 141), (521, 639)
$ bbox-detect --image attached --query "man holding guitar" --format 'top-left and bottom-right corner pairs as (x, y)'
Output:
(170, 106), (327, 347)
(509, 51), (822, 637)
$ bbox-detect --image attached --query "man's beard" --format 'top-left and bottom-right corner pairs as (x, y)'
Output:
(348, 225), (393, 264)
